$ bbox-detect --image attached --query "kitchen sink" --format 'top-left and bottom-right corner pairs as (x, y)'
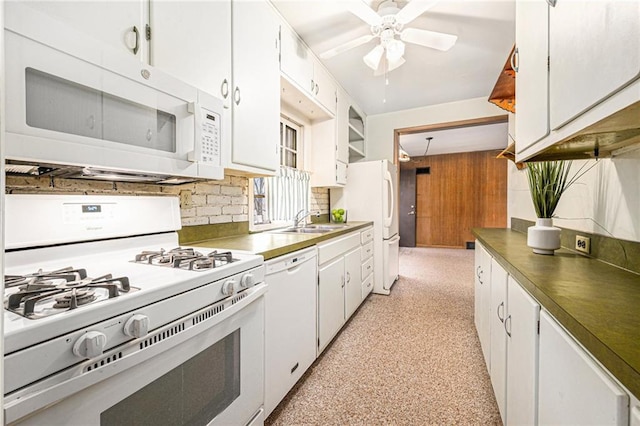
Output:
(270, 224), (349, 234)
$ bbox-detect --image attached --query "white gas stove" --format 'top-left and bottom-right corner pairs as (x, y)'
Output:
(3, 195), (266, 425)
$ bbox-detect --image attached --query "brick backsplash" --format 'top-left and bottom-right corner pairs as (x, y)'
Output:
(5, 174), (331, 226)
(5, 174), (249, 227)
(311, 187), (330, 214)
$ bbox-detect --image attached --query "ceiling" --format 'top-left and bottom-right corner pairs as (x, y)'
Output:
(271, 0), (516, 117)
(399, 121), (508, 157)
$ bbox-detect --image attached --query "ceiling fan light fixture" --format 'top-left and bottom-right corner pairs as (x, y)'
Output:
(363, 45), (385, 70)
(399, 147), (411, 162)
(386, 39), (405, 62)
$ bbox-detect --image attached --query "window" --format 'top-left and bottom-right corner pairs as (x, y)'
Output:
(250, 116), (310, 231)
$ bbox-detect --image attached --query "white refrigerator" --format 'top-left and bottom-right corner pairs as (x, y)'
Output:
(340, 159), (399, 295)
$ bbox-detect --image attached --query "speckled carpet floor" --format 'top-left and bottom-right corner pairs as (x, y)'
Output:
(265, 247), (502, 426)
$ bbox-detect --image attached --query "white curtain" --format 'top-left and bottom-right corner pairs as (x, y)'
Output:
(267, 166), (311, 221)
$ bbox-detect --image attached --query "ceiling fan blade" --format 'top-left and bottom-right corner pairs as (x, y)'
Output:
(363, 44), (385, 70)
(320, 34), (376, 59)
(395, 0), (438, 25)
(346, 0), (383, 26)
(400, 28), (457, 51)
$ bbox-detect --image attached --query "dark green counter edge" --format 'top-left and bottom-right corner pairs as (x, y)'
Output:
(473, 227), (640, 400)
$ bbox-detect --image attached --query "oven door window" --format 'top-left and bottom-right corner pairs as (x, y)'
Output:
(101, 329), (240, 426)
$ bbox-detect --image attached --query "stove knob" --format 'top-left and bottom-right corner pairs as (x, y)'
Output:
(73, 331), (107, 359)
(240, 273), (255, 289)
(124, 314), (150, 338)
(222, 279), (237, 296)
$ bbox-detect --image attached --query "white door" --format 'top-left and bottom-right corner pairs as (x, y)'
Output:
(538, 311), (629, 425)
(312, 58), (337, 115)
(549, 1), (640, 130)
(280, 24), (313, 93)
(383, 160), (398, 239)
(632, 406), (640, 426)
(476, 244), (492, 368)
(335, 88), (350, 164)
(383, 235), (400, 291)
(344, 247), (362, 319)
(506, 277), (540, 426)
(514, 0), (549, 154)
(23, 1), (147, 60)
(231, 0), (280, 173)
(318, 257), (345, 354)
(489, 259), (508, 424)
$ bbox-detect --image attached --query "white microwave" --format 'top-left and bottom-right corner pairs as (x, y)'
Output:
(4, 3), (225, 183)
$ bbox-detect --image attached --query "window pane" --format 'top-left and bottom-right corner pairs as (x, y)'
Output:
(285, 125), (297, 150)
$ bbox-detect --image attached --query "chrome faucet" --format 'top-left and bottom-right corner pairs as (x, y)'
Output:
(293, 209), (320, 228)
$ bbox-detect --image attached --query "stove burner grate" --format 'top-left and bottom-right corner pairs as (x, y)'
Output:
(5, 272), (134, 319)
(132, 247), (236, 271)
(4, 267), (87, 289)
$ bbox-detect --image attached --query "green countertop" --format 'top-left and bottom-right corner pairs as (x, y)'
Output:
(183, 222), (373, 260)
(473, 228), (640, 399)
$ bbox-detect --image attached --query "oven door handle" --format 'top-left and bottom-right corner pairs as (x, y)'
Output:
(3, 283), (267, 425)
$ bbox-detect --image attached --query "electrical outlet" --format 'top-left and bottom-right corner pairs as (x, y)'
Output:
(575, 235), (591, 254)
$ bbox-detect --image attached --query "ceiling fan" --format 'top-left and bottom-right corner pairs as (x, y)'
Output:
(320, 0), (457, 75)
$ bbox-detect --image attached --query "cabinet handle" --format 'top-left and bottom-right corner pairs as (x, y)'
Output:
(504, 314), (512, 337)
(310, 79), (315, 93)
(221, 79), (229, 99)
(497, 301), (505, 323)
(234, 87), (241, 105)
(131, 26), (140, 55)
(476, 265), (481, 279)
(511, 47), (519, 73)
(315, 83), (319, 95)
(341, 275), (345, 288)
(546, 0), (557, 7)
(346, 272), (351, 283)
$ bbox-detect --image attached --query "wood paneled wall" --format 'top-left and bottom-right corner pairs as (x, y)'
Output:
(401, 150), (507, 248)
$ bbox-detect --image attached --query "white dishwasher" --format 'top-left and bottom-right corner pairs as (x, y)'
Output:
(264, 246), (317, 417)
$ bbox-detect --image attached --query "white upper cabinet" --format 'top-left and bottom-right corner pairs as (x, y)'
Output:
(22, 1), (147, 60)
(549, 1), (640, 130)
(515, 0), (640, 161)
(280, 23), (336, 116)
(311, 57), (337, 115)
(514, 0), (549, 155)
(231, 0), (280, 174)
(150, 1), (231, 100)
(336, 87), (350, 164)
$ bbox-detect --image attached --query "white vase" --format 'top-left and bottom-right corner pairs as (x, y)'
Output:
(527, 218), (561, 255)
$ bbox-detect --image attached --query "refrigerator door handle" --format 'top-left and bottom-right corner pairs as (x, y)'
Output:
(384, 170), (394, 228)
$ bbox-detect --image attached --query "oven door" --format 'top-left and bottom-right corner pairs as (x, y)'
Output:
(4, 2), (223, 181)
(5, 285), (266, 426)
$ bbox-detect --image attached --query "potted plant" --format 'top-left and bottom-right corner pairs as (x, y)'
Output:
(525, 160), (585, 254)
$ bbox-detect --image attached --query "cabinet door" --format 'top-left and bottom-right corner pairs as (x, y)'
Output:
(318, 257), (345, 354)
(336, 161), (348, 185)
(632, 406), (640, 426)
(27, 1), (146, 60)
(336, 88), (350, 164)
(505, 277), (540, 426)
(514, 0), (549, 154)
(549, 1), (640, 130)
(150, 1), (232, 99)
(312, 59), (337, 115)
(475, 243), (492, 368)
(538, 311), (629, 425)
(489, 259), (508, 424)
(231, 0), (280, 173)
(280, 24), (313, 93)
(344, 247), (362, 319)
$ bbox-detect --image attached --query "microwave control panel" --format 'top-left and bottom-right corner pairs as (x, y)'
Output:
(198, 109), (221, 165)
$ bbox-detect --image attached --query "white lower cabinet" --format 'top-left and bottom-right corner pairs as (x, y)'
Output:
(505, 276), (540, 426)
(632, 405), (640, 426)
(538, 310), (629, 425)
(264, 247), (317, 417)
(489, 259), (508, 423)
(474, 241), (492, 368)
(344, 247), (362, 319)
(317, 231), (367, 355)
